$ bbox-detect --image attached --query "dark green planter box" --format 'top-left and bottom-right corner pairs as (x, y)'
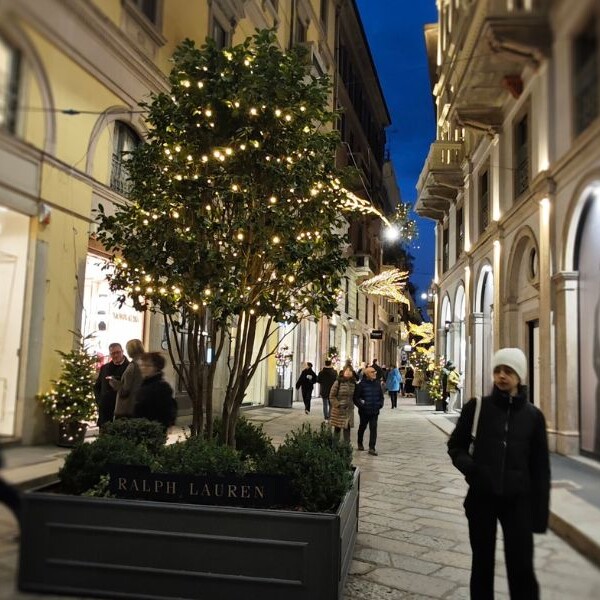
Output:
(415, 389), (433, 405)
(18, 469), (360, 600)
(268, 387), (294, 408)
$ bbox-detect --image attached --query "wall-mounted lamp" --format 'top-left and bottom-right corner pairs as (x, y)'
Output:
(38, 202), (51, 225)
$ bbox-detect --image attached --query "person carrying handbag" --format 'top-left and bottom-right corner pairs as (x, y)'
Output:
(447, 348), (550, 600)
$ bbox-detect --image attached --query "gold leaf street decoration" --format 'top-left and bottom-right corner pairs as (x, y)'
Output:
(358, 268), (410, 305)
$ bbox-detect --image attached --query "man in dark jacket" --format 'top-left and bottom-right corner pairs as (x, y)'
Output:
(371, 359), (384, 381)
(353, 366), (384, 455)
(317, 360), (337, 421)
(448, 347), (550, 600)
(94, 343), (129, 427)
(296, 362), (317, 414)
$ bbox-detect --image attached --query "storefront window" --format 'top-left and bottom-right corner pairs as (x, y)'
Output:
(81, 254), (144, 363)
(0, 207), (29, 436)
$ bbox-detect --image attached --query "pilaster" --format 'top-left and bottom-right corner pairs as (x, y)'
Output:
(553, 271), (580, 455)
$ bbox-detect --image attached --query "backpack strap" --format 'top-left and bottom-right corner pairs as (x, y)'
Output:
(468, 396), (481, 456)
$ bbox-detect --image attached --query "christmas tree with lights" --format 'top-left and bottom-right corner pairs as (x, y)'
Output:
(38, 341), (97, 424)
(96, 30), (370, 444)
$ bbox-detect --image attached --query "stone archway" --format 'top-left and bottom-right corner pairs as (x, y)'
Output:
(504, 226), (540, 404)
(574, 187), (600, 457)
(473, 263), (494, 397)
(454, 284), (466, 376)
(440, 294), (452, 361)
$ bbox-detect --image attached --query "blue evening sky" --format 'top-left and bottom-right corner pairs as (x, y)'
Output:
(355, 0), (438, 300)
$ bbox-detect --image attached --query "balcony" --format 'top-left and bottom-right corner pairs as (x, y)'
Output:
(352, 254), (377, 279)
(448, 1), (551, 128)
(415, 141), (464, 221)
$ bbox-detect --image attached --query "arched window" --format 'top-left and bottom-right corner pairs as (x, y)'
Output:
(0, 36), (21, 133)
(110, 122), (141, 196)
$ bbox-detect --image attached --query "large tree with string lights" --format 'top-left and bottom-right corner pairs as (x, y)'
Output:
(95, 30), (377, 445)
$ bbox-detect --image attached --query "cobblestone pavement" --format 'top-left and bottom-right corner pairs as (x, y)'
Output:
(1, 397), (600, 599)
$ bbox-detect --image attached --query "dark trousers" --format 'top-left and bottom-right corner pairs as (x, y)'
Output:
(357, 411), (378, 450)
(389, 391), (398, 408)
(0, 477), (21, 522)
(301, 387), (313, 412)
(465, 490), (539, 600)
(97, 396), (116, 427)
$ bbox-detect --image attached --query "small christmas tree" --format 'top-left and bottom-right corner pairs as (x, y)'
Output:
(38, 340), (98, 424)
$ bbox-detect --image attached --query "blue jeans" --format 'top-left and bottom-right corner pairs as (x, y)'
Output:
(322, 397), (330, 419)
(357, 411), (379, 450)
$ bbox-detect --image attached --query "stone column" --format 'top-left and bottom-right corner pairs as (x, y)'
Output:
(539, 198), (555, 450)
(553, 271), (580, 455)
(470, 312), (485, 398)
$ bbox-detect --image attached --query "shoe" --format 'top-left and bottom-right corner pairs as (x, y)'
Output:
(305, 409), (309, 415)
(368, 448), (378, 456)
(357, 443), (365, 451)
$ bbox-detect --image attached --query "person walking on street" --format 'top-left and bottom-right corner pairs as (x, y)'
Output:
(329, 366), (357, 443)
(447, 347), (550, 600)
(111, 339), (144, 419)
(317, 360), (337, 421)
(296, 362), (317, 414)
(385, 365), (402, 408)
(94, 343), (129, 428)
(339, 358), (359, 381)
(371, 358), (384, 381)
(403, 363), (414, 396)
(353, 366), (384, 455)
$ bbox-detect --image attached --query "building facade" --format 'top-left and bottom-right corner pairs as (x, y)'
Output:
(416, 0), (600, 458)
(0, 0), (405, 445)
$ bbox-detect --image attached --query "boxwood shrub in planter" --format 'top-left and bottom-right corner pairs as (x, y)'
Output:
(19, 420), (359, 600)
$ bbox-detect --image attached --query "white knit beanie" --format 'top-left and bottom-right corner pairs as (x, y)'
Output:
(491, 348), (527, 382)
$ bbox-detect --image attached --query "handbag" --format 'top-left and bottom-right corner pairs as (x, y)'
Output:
(468, 396), (482, 456)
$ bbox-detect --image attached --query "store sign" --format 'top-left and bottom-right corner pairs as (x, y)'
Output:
(108, 465), (294, 508)
(370, 329), (383, 339)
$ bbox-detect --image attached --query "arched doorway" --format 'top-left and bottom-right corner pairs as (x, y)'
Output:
(440, 295), (452, 361)
(454, 284), (466, 376)
(575, 189), (600, 457)
(473, 263), (494, 397)
(505, 227), (540, 406)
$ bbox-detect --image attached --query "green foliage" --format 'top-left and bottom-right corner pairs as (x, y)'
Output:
(95, 29), (349, 325)
(82, 474), (114, 498)
(94, 30), (354, 443)
(101, 418), (168, 454)
(59, 417), (353, 512)
(271, 424), (353, 513)
(59, 436), (154, 495)
(212, 416), (275, 462)
(37, 339), (97, 424)
(156, 436), (247, 476)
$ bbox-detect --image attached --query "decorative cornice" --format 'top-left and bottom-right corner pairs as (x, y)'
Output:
(16, 0), (169, 107)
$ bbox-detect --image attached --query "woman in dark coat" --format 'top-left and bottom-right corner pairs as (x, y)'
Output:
(448, 347), (550, 600)
(134, 352), (177, 430)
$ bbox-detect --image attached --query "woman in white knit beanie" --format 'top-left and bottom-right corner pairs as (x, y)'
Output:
(447, 347), (550, 599)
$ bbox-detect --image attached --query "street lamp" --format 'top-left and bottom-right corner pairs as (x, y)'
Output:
(383, 225), (400, 241)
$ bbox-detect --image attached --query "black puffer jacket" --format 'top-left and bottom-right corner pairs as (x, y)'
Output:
(447, 386), (550, 532)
